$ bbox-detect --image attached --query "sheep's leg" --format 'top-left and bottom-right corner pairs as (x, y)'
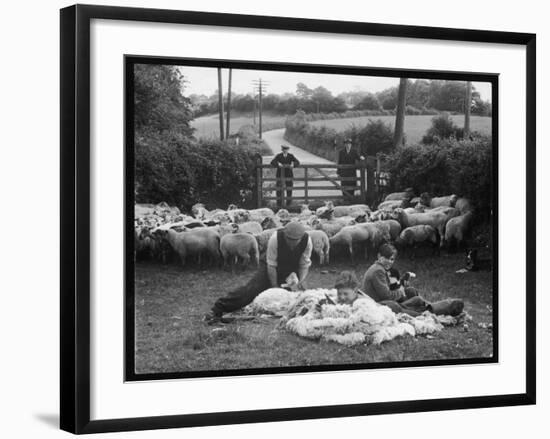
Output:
(241, 254), (250, 271)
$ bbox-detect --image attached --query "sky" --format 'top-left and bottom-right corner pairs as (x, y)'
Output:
(177, 66), (492, 102)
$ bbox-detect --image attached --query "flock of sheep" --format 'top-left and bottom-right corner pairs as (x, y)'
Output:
(134, 191), (474, 269)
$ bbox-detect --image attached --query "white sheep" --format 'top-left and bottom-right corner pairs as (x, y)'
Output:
(332, 204), (371, 218)
(379, 219), (402, 241)
(254, 228), (280, 254)
(310, 217), (350, 238)
(396, 225), (439, 257)
(247, 207), (275, 223)
(306, 230), (331, 265)
(429, 194), (459, 208)
(455, 197), (473, 214)
(377, 199), (403, 212)
(156, 228), (220, 267)
(220, 232), (259, 270)
(384, 189), (414, 202)
(392, 208), (453, 246)
(234, 221), (263, 235)
(329, 224), (373, 262)
(444, 211), (474, 249)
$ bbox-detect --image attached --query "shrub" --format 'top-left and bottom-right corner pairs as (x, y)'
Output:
(284, 112), (395, 161)
(382, 135), (493, 218)
(422, 113), (464, 144)
(135, 133), (262, 211)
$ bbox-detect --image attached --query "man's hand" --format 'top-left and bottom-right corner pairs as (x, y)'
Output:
(277, 162), (282, 168)
(360, 155), (365, 160)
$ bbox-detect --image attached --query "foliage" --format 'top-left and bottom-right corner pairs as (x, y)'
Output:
(134, 64), (261, 209)
(353, 93), (381, 111)
(284, 111), (395, 161)
(382, 135), (493, 217)
(421, 113), (465, 144)
(134, 64), (194, 137)
(135, 134), (261, 210)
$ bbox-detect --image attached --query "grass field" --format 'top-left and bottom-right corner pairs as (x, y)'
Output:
(134, 252), (494, 375)
(191, 112), (287, 139)
(309, 115), (492, 144)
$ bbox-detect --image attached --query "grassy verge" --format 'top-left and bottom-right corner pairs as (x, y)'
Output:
(134, 252), (493, 375)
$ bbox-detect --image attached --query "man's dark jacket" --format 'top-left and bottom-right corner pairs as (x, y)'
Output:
(271, 152), (300, 179)
(337, 148), (361, 177)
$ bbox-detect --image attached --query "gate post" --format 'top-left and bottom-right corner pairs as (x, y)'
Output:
(255, 156), (262, 208)
(365, 159), (375, 206)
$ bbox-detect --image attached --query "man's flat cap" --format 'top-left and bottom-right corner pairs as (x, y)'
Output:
(283, 221), (307, 240)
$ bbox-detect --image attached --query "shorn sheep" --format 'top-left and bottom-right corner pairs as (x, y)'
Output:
(220, 233), (259, 270)
(156, 228), (220, 267)
(306, 230), (331, 265)
(444, 211), (474, 249)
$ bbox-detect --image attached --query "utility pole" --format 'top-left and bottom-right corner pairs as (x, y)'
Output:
(252, 79), (269, 139)
(226, 68), (232, 139)
(217, 68), (224, 141)
(393, 78), (407, 148)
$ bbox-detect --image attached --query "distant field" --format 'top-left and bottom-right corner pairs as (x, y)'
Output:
(192, 112), (288, 139)
(309, 115), (492, 144)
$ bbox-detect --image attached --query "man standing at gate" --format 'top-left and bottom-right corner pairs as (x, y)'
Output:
(203, 222), (313, 324)
(337, 138), (365, 199)
(270, 145), (300, 207)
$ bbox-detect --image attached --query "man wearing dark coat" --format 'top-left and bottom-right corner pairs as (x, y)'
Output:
(203, 222), (313, 324)
(337, 138), (365, 198)
(270, 145), (300, 206)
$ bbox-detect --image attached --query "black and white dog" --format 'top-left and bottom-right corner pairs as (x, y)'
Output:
(465, 248), (492, 271)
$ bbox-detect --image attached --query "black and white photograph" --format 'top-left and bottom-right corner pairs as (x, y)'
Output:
(128, 59), (496, 379)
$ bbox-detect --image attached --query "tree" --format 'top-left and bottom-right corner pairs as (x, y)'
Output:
(134, 64), (194, 137)
(354, 93), (381, 110)
(464, 81), (472, 137)
(296, 82), (313, 99)
(393, 78), (407, 148)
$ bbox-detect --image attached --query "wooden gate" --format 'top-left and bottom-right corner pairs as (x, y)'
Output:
(255, 162), (374, 207)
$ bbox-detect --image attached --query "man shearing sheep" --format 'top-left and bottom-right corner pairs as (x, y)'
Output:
(204, 221), (313, 324)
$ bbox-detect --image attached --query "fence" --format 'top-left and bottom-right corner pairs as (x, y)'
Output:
(255, 163), (377, 207)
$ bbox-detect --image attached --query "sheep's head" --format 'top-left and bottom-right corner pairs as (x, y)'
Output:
(354, 213), (367, 223)
(276, 208), (290, 219)
(419, 192), (431, 205)
(450, 194), (459, 206)
(300, 204), (311, 214)
(191, 203), (207, 219)
(391, 208), (404, 221)
(229, 223), (240, 233)
(317, 206), (334, 220)
(261, 217), (277, 230)
(310, 218), (322, 229)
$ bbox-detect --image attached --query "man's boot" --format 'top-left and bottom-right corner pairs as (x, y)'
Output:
(427, 299), (464, 316)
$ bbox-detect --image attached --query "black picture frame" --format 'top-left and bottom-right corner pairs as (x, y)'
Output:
(60, 4), (536, 434)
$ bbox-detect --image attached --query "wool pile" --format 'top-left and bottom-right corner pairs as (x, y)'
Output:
(244, 288), (468, 347)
